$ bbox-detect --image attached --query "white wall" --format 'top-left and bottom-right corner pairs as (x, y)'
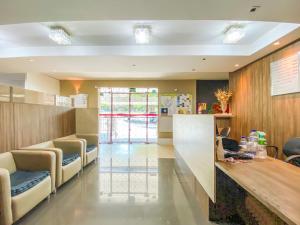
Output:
(0, 73), (26, 88)
(25, 73), (60, 95)
(173, 114), (216, 202)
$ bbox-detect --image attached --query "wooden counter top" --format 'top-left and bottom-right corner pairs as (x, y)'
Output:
(216, 158), (300, 225)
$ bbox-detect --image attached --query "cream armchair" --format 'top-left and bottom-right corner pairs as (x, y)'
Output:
(57, 134), (99, 167)
(22, 140), (83, 188)
(0, 150), (55, 225)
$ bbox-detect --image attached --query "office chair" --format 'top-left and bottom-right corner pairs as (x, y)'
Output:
(283, 137), (300, 167)
(219, 127), (231, 138)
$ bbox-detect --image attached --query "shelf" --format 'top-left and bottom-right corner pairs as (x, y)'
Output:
(214, 113), (234, 118)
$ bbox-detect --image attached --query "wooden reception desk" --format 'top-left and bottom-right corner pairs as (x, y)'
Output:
(216, 158), (300, 225)
(173, 114), (300, 225)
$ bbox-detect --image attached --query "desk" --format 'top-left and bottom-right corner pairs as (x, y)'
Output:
(216, 158), (300, 225)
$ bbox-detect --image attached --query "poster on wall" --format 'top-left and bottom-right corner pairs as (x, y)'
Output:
(177, 94), (192, 114)
(160, 94), (177, 116)
(160, 93), (192, 115)
(70, 94), (88, 108)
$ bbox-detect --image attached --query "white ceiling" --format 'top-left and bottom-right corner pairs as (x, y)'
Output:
(0, 0), (300, 24)
(0, 21), (287, 47)
(0, 0), (300, 80)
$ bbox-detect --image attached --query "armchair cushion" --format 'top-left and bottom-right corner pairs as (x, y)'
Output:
(10, 171), (50, 197)
(62, 153), (80, 166)
(86, 144), (97, 153)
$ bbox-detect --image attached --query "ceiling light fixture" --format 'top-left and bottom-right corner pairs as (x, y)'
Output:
(235, 64), (240, 67)
(273, 41), (280, 46)
(48, 26), (71, 45)
(134, 25), (151, 44)
(223, 24), (246, 44)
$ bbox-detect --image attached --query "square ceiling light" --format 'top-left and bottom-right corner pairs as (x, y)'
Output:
(223, 25), (245, 44)
(134, 25), (151, 44)
(49, 26), (71, 45)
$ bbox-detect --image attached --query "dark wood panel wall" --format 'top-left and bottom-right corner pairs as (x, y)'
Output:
(229, 40), (300, 158)
(0, 102), (75, 153)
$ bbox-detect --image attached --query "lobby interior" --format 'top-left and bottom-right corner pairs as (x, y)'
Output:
(0, 1), (300, 225)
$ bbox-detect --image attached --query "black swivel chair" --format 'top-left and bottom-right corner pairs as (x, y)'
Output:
(267, 137), (300, 164)
(283, 137), (300, 167)
(219, 127), (231, 138)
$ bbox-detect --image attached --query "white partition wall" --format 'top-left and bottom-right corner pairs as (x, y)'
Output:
(173, 114), (216, 202)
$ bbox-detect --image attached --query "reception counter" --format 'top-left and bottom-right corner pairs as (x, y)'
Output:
(173, 114), (300, 225)
(216, 158), (300, 225)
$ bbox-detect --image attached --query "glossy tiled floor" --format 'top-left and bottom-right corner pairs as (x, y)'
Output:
(17, 144), (214, 225)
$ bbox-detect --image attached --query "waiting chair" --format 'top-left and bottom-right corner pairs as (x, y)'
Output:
(57, 134), (99, 167)
(22, 139), (84, 188)
(0, 150), (55, 225)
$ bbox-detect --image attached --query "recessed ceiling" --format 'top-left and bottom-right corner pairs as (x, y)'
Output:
(0, 21), (290, 47)
(0, 19), (299, 80)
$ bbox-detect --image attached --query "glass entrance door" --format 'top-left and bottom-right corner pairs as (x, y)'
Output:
(112, 93), (129, 142)
(99, 88), (158, 144)
(129, 92), (147, 142)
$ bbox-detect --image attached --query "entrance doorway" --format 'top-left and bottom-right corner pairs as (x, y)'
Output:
(99, 87), (158, 143)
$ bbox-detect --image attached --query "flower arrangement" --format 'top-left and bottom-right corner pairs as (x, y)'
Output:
(214, 88), (233, 113)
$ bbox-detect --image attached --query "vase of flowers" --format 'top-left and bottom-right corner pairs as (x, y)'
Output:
(214, 88), (233, 114)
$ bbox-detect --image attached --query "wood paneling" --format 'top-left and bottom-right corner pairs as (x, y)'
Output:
(0, 102), (14, 152)
(216, 118), (231, 130)
(0, 102), (75, 152)
(229, 40), (300, 158)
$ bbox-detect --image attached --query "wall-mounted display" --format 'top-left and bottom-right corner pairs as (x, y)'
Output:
(159, 93), (192, 116)
(160, 94), (177, 116)
(177, 94), (192, 114)
(71, 94), (88, 108)
(271, 52), (300, 96)
(56, 95), (72, 107)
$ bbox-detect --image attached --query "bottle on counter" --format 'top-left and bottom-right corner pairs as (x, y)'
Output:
(247, 129), (258, 152)
(249, 129), (258, 142)
(239, 136), (248, 150)
(256, 131), (267, 159)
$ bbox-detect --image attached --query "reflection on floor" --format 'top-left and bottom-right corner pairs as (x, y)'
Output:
(17, 144), (214, 225)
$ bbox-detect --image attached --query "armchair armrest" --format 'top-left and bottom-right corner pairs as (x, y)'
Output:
(19, 147), (63, 188)
(76, 134), (99, 146)
(53, 140), (84, 166)
(11, 150), (56, 192)
(0, 168), (13, 225)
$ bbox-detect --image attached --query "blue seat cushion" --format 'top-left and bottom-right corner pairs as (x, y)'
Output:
(62, 152), (80, 166)
(86, 144), (97, 153)
(10, 171), (50, 197)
